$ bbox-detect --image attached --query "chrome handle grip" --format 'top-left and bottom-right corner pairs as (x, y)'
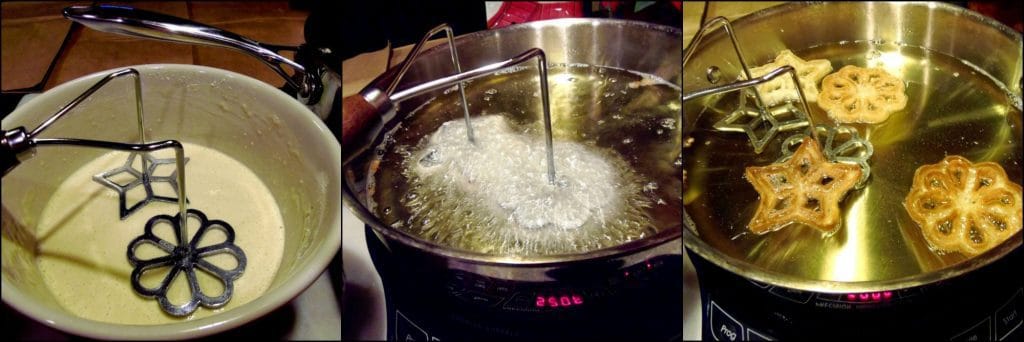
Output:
(63, 5), (321, 104)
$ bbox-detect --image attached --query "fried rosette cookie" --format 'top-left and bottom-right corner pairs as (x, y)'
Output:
(745, 137), (862, 234)
(742, 49), (833, 106)
(904, 156), (1022, 256)
(818, 65), (907, 124)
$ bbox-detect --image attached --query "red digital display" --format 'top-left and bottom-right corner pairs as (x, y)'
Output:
(536, 294), (584, 308)
(845, 291), (892, 302)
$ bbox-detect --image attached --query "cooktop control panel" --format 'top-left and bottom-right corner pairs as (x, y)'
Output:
(369, 227), (682, 341)
(690, 247), (1023, 341)
(703, 286), (1022, 341)
(444, 254), (670, 313)
(745, 278), (925, 310)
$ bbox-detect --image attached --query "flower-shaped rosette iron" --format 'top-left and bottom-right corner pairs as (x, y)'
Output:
(127, 209), (246, 316)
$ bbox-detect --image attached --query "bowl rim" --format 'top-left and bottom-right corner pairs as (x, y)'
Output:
(1, 63), (341, 339)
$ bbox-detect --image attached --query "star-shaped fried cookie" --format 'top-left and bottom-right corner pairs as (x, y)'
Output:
(904, 156), (1022, 256)
(818, 65), (907, 124)
(745, 137), (862, 234)
(741, 49), (833, 106)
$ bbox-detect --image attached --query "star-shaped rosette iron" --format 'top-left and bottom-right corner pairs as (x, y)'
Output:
(94, 152), (189, 219)
(713, 94), (810, 154)
(127, 209), (246, 317)
(777, 125), (874, 188)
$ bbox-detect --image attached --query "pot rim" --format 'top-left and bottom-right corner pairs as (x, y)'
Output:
(342, 17), (683, 267)
(682, 1), (1024, 293)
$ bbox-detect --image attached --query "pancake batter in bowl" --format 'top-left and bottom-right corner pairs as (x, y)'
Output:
(34, 143), (284, 324)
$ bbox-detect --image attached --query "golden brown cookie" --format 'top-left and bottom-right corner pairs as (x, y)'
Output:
(818, 65), (907, 124)
(744, 137), (862, 234)
(904, 156), (1022, 256)
(742, 49), (833, 106)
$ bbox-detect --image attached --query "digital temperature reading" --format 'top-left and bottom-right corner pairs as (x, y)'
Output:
(845, 291), (892, 302)
(536, 294), (584, 308)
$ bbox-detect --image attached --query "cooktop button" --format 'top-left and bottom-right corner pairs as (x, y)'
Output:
(709, 300), (744, 341)
(748, 280), (770, 289)
(396, 310), (429, 342)
(897, 287), (920, 299)
(995, 288), (1022, 340)
(950, 317), (991, 342)
(454, 290), (501, 307)
(768, 286), (813, 304)
(471, 279), (489, 291)
(747, 328), (773, 341)
(502, 292), (541, 312)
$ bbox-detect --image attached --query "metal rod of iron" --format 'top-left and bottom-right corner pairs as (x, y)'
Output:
(25, 68), (191, 236)
(390, 47), (557, 184)
(682, 66), (820, 143)
(683, 16), (767, 112)
(30, 69), (140, 138)
(786, 69), (820, 143)
(128, 70), (149, 192)
(24, 69), (152, 174)
(536, 52), (555, 184)
(443, 28), (474, 143)
(384, 24), (475, 143)
(133, 71), (145, 144)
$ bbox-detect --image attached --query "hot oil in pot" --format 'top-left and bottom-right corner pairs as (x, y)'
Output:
(683, 41), (1023, 282)
(369, 65), (682, 256)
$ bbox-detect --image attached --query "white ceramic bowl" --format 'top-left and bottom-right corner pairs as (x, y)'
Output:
(1, 64), (341, 339)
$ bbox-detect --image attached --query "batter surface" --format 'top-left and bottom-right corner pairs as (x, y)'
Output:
(35, 143), (284, 324)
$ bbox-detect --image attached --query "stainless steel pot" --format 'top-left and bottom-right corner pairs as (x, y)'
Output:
(683, 2), (1023, 293)
(342, 18), (682, 281)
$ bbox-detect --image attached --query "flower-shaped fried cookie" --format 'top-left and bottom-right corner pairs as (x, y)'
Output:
(128, 209), (247, 316)
(818, 65), (907, 124)
(745, 137), (862, 234)
(904, 156), (1022, 256)
(742, 49), (833, 106)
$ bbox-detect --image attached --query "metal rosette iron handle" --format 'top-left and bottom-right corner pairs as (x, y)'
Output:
(681, 16), (873, 184)
(0, 68), (246, 317)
